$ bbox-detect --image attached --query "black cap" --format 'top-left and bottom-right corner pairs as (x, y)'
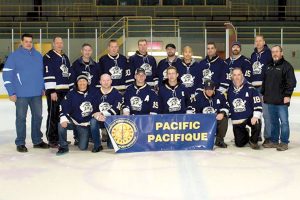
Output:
(204, 80), (215, 90)
(76, 74), (89, 82)
(165, 43), (176, 49)
(135, 68), (146, 75)
(232, 41), (241, 48)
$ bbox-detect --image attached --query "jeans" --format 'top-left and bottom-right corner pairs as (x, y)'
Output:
(90, 118), (113, 149)
(15, 96), (43, 146)
(267, 104), (290, 144)
(58, 122), (90, 150)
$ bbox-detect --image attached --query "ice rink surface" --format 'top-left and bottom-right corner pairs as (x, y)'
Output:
(0, 98), (300, 200)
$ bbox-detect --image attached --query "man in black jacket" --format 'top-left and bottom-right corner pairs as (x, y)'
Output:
(261, 45), (297, 151)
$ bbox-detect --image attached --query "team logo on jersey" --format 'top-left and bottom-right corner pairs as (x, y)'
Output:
(130, 96), (143, 111)
(108, 118), (138, 149)
(60, 64), (69, 78)
(181, 74), (195, 88)
(202, 106), (216, 114)
(252, 61), (263, 75)
(167, 97), (181, 112)
(202, 69), (214, 83)
(80, 101), (93, 117)
(109, 66), (122, 80)
(99, 102), (111, 113)
(140, 63), (152, 76)
(232, 98), (246, 113)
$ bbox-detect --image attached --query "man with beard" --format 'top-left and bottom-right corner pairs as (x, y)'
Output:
(127, 39), (157, 87)
(99, 40), (128, 92)
(198, 42), (228, 93)
(224, 42), (252, 90)
(157, 43), (181, 85)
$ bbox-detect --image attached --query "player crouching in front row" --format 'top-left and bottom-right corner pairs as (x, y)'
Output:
(56, 74), (96, 155)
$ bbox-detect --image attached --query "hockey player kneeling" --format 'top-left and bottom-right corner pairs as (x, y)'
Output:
(158, 66), (193, 114)
(90, 74), (123, 152)
(56, 74), (96, 155)
(228, 68), (262, 149)
(123, 68), (159, 115)
(191, 80), (229, 148)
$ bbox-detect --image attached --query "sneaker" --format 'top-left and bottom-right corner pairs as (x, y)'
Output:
(33, 141), (50, 149)
(92, 145), (104, 153)
(262, 139), (271, 146)
(215, 141), (228, 148)
(17, 145), (28, 153)
(263, 142), (279, 148)
(56, 148), (69, 156)
(49, 142), (59, 148)
(249, 141), (260, 150)
(276, 143), (288, 151)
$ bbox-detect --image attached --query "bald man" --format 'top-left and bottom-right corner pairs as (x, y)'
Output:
(90, 74), (123, 152)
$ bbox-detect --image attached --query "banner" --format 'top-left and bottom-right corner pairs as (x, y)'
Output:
(104, 114), (217, 153)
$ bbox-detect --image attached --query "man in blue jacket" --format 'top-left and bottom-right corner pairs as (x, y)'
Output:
(3, 33), (49, 152)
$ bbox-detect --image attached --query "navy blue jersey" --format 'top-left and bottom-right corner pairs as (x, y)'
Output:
(177, 59), (202, 94)
(71, 57), (101, 88)
(93, 87), (123, 116)
(43, 50), (73, 92)
(123, 83), (159, 115)
(250, 45), (272, 87)
(99, 54), (128, 90)
(224, 55), (253, 89)
(198, 55), (228, 92)
(59, 87), (96, 126)
(127, 52), (157, 86)
(157, 57), (181, 84)
(158, 81), (191, 114)
(227, 81), (262, 124)
(191, 89), (229, 115)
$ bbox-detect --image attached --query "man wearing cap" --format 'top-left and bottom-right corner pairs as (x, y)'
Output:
(198, 42), (228, 93)
(127, 39), (158, 87)
(123, 68), (159, 115)
(191, 80), (229, 148)
(90, 74), (123, 151)
(224, 41), (252, 90)
(157, 43), (181, 85)
(56, 74), (96, 155)
(227, 68), (262, 149)
(158, 66), (192, 114)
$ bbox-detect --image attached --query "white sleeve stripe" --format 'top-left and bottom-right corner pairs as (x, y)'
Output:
(4, 81), (11, 85)
(44, 76), (56, 80)
(3, 68), (13, 71)
(254, 106), (263, 110)
(110, 109), (117, 115)
(45, 82), (56, 89)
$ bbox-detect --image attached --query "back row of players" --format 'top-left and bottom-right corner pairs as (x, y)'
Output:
(43, 36), (273, 155)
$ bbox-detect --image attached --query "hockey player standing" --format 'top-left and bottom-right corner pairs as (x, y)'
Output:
(225, 42), (252, 88)
(177, 46), (201, 95)
(227, 68), (262, 149)
(123, 68), (159, 115)
(99, 40), (128, 92)
(56, 74), (96, 155)
(157, 43), (181, 84)
(127, 39), (157, 87)
(191, 80), (229, 148)
(198, 42), (228, 93)
(158, 66), (192, 114)
(43, 36), (73, 148)
(71, 43), (100, 88)
(90, 74), (123, 151)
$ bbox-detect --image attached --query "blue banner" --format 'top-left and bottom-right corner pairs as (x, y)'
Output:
(104, 114), (216, 153)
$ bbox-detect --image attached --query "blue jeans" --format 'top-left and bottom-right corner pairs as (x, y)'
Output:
(90, 118), (112, 149)
(15, 96), (43, 146)
(267, 104), (290, 144)
(58, 122), (90, 150)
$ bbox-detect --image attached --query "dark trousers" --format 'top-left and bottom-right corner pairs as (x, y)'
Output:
(233, 118), (261, 147)
(46, 91), (67, 144)
(215, 117), (228, 143)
